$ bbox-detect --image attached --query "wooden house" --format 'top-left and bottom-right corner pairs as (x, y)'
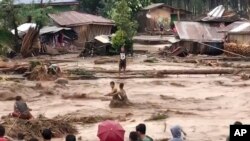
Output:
(49, 11), (114, 47)
(137, 3), (191, 34)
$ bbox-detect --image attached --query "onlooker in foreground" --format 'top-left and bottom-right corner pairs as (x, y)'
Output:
(0, 125), (7, 141)
(226, 121), (242, 141)
(10, 96), (33, 120)
(42, 129), (52, 141)
(136, 124), (153, 141)
(170, 125), (186, 141)
(17, 133), (25, 141)
(129, 131), (139, 141)
(66, 135), (76, 141)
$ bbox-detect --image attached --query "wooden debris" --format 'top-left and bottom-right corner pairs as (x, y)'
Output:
(2, 115), (77, 140)
(145, 113), (168, 121)
(20, 27), (40, 58)
(224, 42), (250, 56)
(157, 69), (235, 75)
(144, 57), (158, 63)
(94, 57), (118, 64)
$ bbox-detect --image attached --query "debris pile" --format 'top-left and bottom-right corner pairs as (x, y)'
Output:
(94, 57), (118, 64)
(28, 65), (50, 81)
(224, 43), (250, 56)
(27, 61), (62, 81)
(21, 27), (40, 58)
(2, 115), (77, 140)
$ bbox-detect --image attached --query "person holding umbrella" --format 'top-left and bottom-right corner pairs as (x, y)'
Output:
(97, 120), (125, 141)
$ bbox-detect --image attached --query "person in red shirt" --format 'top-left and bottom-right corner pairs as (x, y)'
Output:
(0, 125), (7, 141)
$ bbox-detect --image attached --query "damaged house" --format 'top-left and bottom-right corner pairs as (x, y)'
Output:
(137, 3), (191, 34)
(221, 22), (250, 56)
(174, 21), (224, 56)
(49, 11), (114, 47)
(197, 5), (242, 27)
(39, 26), (77, 54)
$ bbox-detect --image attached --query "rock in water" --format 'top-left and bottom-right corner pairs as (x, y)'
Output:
(55, 78), (69, 85)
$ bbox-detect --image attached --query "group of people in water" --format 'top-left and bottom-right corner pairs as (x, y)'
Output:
(105, 81), (131, 107)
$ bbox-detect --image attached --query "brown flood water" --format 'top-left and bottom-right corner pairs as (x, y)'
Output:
(1, 54), (250, 141)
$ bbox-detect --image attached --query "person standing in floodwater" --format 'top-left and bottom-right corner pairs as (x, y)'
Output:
(119, 46), (126, 76)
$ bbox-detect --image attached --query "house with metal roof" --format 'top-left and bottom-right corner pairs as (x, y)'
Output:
(137, 3), (191, 34)
(49, 11), (114, 47)
(223, 21), (250, 56)
(174, 21), (224, 55)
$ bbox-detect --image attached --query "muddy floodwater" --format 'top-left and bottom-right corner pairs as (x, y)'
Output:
(1, 54), (250, 141)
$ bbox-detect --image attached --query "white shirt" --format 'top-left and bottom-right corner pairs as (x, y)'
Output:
(120, 53), (126, 60)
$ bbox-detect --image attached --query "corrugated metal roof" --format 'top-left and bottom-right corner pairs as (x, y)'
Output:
(11, 23), (36, 37)
(218, 21), (247, 32)
(142, 3), (191, 13)
(230, 22), (250, 32)
(143, 3), (165, 10)
(13, 0), (78, 5)
(40, 26), (71, 35)
(49, 11), (114, 26)
(207, 5), (225, 18)
(174, 21), (224, 42)
(200, 5), (240, 22)
(94, 35), (111, 44)
(218, 21), (250, 33)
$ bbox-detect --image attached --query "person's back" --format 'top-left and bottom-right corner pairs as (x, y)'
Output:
(129, 131), (139, 141)
(0, 125), (7, 141)
(15, 101), (29, 114)
(119, 89), (128, 101)
(136, 124), (153, 141)
(42, 129), (52, 141)
(170, 125), (185, 141)
(66, 135), (76, 141)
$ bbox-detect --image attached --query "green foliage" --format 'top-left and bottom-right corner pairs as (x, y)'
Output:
(79, 0), (104, 14)
(111, 0), (137, 38)
(0, 29), (15, 55)
(111, 29), (126, 50)
(110, 0), (138, 53)
(18, 5), (54, 27)
(0, 0), (55, 29)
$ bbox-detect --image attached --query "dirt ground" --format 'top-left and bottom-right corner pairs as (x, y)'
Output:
(1, 54), (250, 141)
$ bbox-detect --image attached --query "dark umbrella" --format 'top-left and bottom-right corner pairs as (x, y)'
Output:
(97, 120), (125, 141)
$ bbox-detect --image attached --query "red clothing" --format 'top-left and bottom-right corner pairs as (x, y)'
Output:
(0, 137), (7, 141)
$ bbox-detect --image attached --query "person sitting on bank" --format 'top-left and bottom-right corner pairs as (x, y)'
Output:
(10, 96), (33, 120)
